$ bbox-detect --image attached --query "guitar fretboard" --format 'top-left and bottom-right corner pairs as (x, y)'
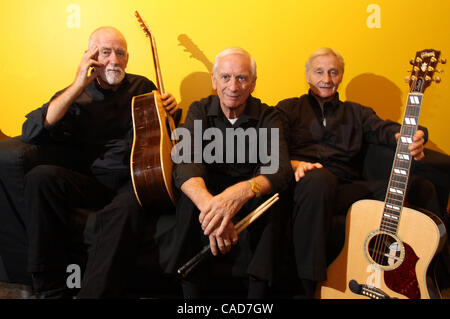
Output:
(380, 92), (423, 234)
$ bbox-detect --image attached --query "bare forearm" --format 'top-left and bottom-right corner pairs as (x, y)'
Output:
(44, 84), (83, 126)
(45, 46), (102, 126)
(180, 177), (213, 212)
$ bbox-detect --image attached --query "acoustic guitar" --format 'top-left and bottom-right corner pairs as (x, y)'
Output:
(317, 49), (447, 299)
(130, 11), (178, 209)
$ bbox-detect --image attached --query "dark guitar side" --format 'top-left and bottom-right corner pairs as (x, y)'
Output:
(130, 92), (176, 210)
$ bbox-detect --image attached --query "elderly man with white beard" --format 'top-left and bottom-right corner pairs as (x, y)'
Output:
(21, 26), (178, 298)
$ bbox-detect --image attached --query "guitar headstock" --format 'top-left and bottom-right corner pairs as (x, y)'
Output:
(407, 49), (445, 93)
(135, 10), (152, 39)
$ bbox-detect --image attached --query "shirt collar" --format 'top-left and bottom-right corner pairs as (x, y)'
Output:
(206, 95), (261, 122)
(307, 89), (340, 108)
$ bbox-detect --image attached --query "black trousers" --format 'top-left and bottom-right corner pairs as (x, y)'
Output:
(290, 167), (441, 282)
(24, 165), (147, 298)
(167, 191), (281, 290)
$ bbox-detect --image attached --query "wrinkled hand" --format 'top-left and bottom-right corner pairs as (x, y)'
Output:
(199, 183), (249, 237)
(74, 47), (104, 91)
(293, 161), (323, 182)
(44, 47), (104, 126)
(395, 129), (425, 161)
(161, 92), (178, 115)
(209, 222), (238, 256)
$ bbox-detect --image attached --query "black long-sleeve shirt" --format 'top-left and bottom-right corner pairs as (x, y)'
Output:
(173, 95), (292, 194)
(22, 74), (156, 174)
(276, 91), (428, 181)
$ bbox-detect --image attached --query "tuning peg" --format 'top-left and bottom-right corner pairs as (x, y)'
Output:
(410, 59), (415, 65)
(416, 57), (423, 63)
(440, 58), (447, 64)
(433, 76), (442, 83)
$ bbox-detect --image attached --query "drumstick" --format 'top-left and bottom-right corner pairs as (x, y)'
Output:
(235, 193), (279, 233)
(177, 193), (279, 278)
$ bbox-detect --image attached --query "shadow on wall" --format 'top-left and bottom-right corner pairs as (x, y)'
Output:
(345, 73), (445, 154)
(0, 130), (9, 141)
(346, 73), (403, 123)
(177, 34), (215, 124)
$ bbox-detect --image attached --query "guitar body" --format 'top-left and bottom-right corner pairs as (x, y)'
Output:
(318, 199), (445, 299)
(130, 91), (177, 209)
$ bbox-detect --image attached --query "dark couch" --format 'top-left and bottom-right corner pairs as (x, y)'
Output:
(0, 136), (448, 297)
(0, 136), (183, 297)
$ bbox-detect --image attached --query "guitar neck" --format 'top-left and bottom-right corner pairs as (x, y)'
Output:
(380, 92), (423, 234)
(149, 34), (165, 95)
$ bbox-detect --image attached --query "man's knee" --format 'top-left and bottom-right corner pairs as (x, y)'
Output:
(25, 165), (66, 192)
(106, 189), (145, 221)
(293, 168), (338, 200)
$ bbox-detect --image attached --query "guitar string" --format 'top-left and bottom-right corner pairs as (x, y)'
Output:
(373, 123), (404, 266)
(372, 74), (418, 268)
(381, 108), (415, 265)
(363, 55), (435, 293)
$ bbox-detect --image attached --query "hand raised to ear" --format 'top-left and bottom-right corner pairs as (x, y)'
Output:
(73, 47), (104, 90)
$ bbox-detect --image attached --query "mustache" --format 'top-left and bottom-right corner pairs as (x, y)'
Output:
(105, 66), (124, 73)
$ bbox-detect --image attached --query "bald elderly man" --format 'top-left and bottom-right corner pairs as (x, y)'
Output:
(21, 26), (178, 298)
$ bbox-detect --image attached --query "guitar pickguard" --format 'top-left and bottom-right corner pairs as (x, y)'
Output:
(384, 242), (420, 299)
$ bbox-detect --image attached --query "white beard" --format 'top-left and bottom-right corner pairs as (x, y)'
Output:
(99, 66), (125, 85)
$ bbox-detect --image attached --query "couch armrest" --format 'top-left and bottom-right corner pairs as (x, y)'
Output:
(0, 136), (89, 217)
(414, 148), (450, 216)
(0, 137), (88, 284)
(0, 137), (41, 284)
(0, 137), (40, 220)
(0, 136), (40, 170)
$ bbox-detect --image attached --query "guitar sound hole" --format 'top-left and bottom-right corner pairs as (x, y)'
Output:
(367, 233), (404, 268)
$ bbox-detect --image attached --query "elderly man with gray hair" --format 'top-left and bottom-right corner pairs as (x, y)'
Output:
(168, 47), (291, 298)
(276, 47), (437, 298)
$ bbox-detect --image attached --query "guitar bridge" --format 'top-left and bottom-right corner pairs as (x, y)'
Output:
(349, 280), (395, 299)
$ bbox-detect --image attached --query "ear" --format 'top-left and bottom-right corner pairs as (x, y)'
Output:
(305, 71), (311, 85)
(211, 73), (217, 90)
(249, 77), (256, 93)
(124, 52), (130, 69)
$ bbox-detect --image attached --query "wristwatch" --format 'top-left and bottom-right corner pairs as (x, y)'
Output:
(248, 179), (261, 198)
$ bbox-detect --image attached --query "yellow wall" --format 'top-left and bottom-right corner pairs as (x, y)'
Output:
(1, 0), (449, 154)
